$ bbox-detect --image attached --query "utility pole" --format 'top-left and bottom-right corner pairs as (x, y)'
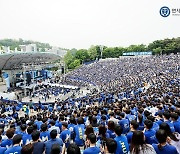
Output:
(31, 63), (35, 93)
(23, 64), (26, 97)
(100, 45), (103, 59)
(64, 61), (66, 81)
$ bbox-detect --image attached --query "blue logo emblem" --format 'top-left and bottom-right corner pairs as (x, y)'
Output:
(160, 6), (170, 17)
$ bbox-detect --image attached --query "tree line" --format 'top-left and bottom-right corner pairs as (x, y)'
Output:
(0, 37), (179, 70)
(64, 37), (180, 69)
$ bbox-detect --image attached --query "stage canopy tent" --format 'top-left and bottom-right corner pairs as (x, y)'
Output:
(0, 52), (60, 70)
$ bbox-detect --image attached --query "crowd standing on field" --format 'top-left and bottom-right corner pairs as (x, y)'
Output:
(0, 54), (180, 154)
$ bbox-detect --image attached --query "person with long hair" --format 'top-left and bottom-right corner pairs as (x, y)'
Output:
(85, 125), (94, 140)
(96, 125), (109, 148)
(97, 125), (108, 142)
(152, 129), (178, 154)
(131, 131), (156, 154)
(159, 122), (180, 153)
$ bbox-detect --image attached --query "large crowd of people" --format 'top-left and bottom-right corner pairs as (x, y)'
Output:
(0, 54), (180, 154)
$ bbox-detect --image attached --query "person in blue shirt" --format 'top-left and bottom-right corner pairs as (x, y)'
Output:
(74, 117), (85, 146)
(126, 120), (139, 144)
(137, 114), (144, 131)
(159, 122), (180, 153)
(40, 123), (50, 142)
(0, 135), (6, 154)
(1, 128), (14, 148)
(22, 126), (33, 145)
(163, 111), (175, 133)
(171, 112), (180, 133)
(147, 115), (159, 132)
(35, 116), (43, 130)
(114, 125), (129, 154)
(68, 116), (76, 140)
(31, 131), (45, 154)
(48, 105), (53, 112)
(144, 120), (158, 144)
(125, 108), (135, 122)
(48, 120), (60, 134)
(45, 129), (63, 154)
(156, 112), (164, 126)
(57, 116), (64, 131)
(100, 115), (107, 126)
(107, 121), (116, 139)
(60, 122), (71, 148)
(83, 133), (100, 154)
(4, 134), (22, 154)
(119, 113), (130, 134)
(152, 129), (178, 154)
(18, 124), (27, 136)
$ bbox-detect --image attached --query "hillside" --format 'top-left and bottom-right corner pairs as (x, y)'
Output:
(0, 38), (52, 52)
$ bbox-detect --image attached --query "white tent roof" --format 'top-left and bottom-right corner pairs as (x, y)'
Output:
(0, 52), (60, 70)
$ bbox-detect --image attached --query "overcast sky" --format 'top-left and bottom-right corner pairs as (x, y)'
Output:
(0, 0), (179, 49)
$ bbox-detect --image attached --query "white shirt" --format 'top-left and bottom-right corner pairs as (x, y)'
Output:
(48, 125), (60, 134)
(108, 117), (119, 124)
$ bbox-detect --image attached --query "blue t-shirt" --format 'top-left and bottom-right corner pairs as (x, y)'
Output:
(152, 144), (178, 154)
(4, 145), (22, 154)
(152, 122), (159, 132)
(93, 127), (99, 136)
(173, 121), (180, 133)
(156, 119), (163, 126)
(40, 131), (50, 142)
(68, 123), (75, 132)
(74, 124), (85, 146)
(137, 122), (144, 131)
(114, 135), (129, 154)
(35, 121), (43, 130)
(55, 121), (62, 131)
(126, 114), (135, 122)
(126, 131), (133, 144)
(60, 129), (71, 147)
(1, 139), (13, 148)
(119, 119), (130, 134)
(22, 134), (32, 145)
(0, 146), (7, 154)
(17, 131), (26, 136)
(48, 106), (53, 112)
(144, 129), (158, 144)
(165, 120), (175, 133)
(33, 142), (45, 154)
(83, 147), (100, 154)
(107, 129), (116, 139)
(45, 138), (63, 154)
(68, 123), (75, 139)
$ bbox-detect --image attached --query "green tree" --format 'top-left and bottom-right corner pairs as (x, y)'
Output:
(126, 44), (147, 52)
(69, 59), (81, 69)
(88, 45), (98, 60)
(64, 51), (75, 68)
(152, 47), (162, 55)
(75, 49), (89, 63)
